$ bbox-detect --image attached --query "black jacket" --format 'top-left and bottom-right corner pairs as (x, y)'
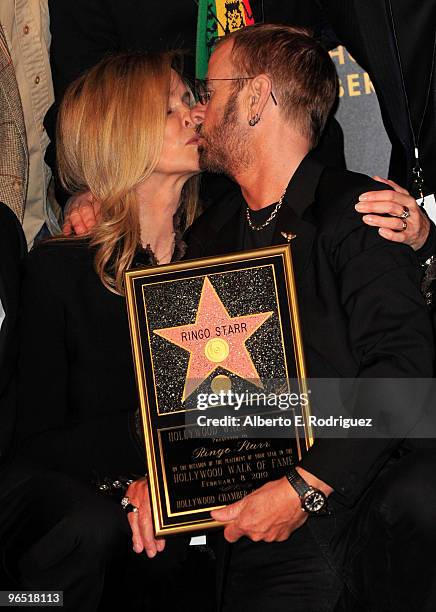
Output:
(15, 240), (149, 483)
(0, 203), (26, 461)
(184, 155), (435, 507)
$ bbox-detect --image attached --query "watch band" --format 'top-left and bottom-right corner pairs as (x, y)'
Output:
(285, 467), (311, 498)
(285, 467), (329, 515)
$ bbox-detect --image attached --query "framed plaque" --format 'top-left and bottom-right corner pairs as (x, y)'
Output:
(125, 245), (312, 536)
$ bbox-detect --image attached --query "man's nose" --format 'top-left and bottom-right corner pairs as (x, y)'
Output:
(190, 102), (206, 126)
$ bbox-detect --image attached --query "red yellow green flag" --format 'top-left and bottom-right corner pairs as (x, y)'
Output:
(196, 0), (255, 79)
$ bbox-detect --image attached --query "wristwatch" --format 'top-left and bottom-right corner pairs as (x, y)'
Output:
(285, 467), (328, 515)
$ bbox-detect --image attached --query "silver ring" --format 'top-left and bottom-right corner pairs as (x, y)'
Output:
(401, 219), (407, 231)
(121, 496), (139, 513)
(400, 206), (410, 219)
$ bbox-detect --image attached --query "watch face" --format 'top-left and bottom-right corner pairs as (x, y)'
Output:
(303, 489), (326, 514)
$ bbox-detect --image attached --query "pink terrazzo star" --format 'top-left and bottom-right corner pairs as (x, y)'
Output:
(154, 277), (273, 401)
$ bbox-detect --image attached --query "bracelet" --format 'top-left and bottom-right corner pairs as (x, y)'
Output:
(95, 476), (136, 502)
(421, 255), (436, 307)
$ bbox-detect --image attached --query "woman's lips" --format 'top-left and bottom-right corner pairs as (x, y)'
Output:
(186, 136), (200, 145)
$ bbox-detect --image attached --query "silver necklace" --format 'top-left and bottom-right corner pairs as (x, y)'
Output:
(245, 191), (286, 231)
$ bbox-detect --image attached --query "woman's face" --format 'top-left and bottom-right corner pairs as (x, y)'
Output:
(154, 71), (200, 177)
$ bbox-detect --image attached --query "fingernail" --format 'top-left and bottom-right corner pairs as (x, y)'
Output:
(363, 215), (373, 223)
(359, 194), (369, 201)
(379, 228), (388, 236)
(146, 549), (156, 558)
(355, 203), (365, 211)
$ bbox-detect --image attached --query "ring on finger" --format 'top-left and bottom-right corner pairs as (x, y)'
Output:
(121, 496), (139, 513)
(400, 206), (410, 219)
(400, 219), (407, 231)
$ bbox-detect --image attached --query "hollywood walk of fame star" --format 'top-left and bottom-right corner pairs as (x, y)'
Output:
(153, 277), (273, 401)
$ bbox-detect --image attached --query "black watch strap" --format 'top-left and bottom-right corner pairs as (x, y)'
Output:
(285, 467), (329, 515)
(285, 467), (311, 498)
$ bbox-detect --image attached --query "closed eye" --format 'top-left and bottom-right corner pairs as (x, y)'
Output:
(182, 90), (195, 108)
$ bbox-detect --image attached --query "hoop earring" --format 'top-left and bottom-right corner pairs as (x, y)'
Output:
(248, 113), (260, 126)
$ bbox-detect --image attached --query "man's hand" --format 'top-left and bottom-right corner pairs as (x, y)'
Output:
(124, 478), (166, 558)
(210, 468), (333, 544)
(63, 191), (100, 236)
(355, 177), (430, 251)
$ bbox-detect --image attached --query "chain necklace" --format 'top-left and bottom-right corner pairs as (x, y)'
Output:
(245, 191), (286, 231)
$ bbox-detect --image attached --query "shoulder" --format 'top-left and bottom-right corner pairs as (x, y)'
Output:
(316, 167), (387, 218)
(0, 202), (26, 259)
(311, 168), (418, 271)
(313, 167), (393, 243)
(0, 202), (24, 239)
(25, 237), (94, 281)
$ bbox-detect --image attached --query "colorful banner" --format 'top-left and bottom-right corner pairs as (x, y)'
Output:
(196, 0), (255, 79)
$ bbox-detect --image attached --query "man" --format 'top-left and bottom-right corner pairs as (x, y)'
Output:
(0, 0), (59, 248)
(184, 24), (436, 611)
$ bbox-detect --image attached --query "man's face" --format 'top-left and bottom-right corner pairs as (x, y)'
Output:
(196, 41), (253, 178)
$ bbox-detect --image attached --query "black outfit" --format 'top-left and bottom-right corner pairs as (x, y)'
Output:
(16, 240), (147, 480)
(184, 155), (436, 610)
(45, 0), (345, 207)
(0, 203), (26, 461)
(0, 241), (212, 611)
(319, 0), (436, 196)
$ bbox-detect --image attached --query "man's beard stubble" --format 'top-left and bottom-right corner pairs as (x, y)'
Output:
(198, 94), (253, 179)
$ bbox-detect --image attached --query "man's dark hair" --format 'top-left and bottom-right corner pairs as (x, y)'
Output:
(218, 23), (338, 147)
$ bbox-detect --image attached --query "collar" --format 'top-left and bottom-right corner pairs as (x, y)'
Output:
(280, 153), (324, 219)
(270, 154), (324, 279)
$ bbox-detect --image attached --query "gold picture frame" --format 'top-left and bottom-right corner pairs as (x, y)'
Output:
(125, 245), (312, 535)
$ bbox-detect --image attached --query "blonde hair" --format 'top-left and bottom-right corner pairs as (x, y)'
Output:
(57, 52), (199, 294)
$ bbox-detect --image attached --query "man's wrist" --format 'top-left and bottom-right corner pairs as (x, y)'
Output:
(296, 466), (334, 497)
(285, 467), (331, 515)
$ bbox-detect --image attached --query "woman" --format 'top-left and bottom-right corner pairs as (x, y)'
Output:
(11, 52), (209, 609)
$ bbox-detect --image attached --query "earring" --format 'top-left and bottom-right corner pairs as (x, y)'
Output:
(248, 113), (260, 126)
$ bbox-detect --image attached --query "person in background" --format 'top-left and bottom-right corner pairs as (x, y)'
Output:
(0, 0), (60, 249)
(320, 0), (436, 198)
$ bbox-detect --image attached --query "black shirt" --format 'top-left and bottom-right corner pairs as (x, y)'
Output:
(239, 201), (279, 251)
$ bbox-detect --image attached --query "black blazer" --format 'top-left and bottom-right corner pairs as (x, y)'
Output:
(15, 240), (149, 483)
(184, 155), (435, 507)
(0, 203), (26, 460)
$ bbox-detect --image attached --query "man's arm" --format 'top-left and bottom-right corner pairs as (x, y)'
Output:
(211, 184), (434, 541)
(298, 199), (434, 505)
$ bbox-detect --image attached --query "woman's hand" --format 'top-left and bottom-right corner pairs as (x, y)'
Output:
(124, 478), (166, 558)
(63, 191), (101, 236)
(355, 177), (430, 251)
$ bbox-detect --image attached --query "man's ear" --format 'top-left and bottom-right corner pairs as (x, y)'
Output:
(245, 74), (273, 126)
